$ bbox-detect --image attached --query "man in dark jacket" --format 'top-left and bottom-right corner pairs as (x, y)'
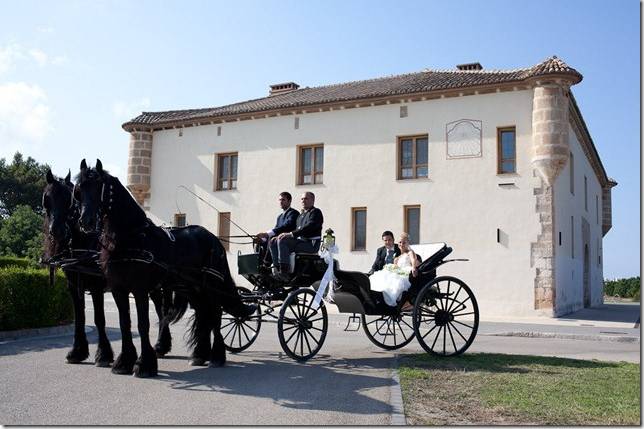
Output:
(256, 191), (299, 265)
(270, 191), (323, 279)
(367, 230), (401, 275)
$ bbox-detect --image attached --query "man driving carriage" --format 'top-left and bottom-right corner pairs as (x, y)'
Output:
(255, 191), (299, 265)
(270, 191), (323, 281)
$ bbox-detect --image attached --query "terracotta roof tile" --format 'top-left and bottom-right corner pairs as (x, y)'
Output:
(123, 56), (582, 130)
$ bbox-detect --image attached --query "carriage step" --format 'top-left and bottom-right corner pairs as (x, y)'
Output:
(343, 314), (361, 331)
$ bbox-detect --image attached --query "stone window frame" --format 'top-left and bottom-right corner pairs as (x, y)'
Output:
(404, 204), (421, 245)
(296, 143), (324, 185)
(397, 134), (429, 180)
(496, 126), (516, 174)
(351, 207), (367, 251)
(214, 152), (238, 191)
(218, 212), (231, 252)
(173, 213), (186, 227)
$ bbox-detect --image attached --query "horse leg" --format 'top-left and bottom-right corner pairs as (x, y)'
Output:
(111, 289), (137, 375)
(150, 288), (172, 357)
(65, 277), (89, 363)
(190, 302), (211, 366)
(90, 287), (114, 367)
(209, 303), (226, 368)
(133, 290), (158, 378)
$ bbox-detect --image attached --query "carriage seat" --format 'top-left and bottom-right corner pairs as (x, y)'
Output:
(288, 252), (321, 273)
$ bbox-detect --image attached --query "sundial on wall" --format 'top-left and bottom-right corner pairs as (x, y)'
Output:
(446, 119), (482, 158)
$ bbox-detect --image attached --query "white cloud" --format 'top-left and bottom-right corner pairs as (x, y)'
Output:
(36, 26), (55, 34)
(0, 43), (67, 74)
(0, 44), (25, 75)
(0, 82), (53, 158)
(51, 55), (68, 66)
(112, 98), (151, 120)
(29, 49), (48, 67)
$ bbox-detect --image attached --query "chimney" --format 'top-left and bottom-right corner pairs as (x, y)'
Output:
(456, 62), (483, 71)
(269, 82), (300, 96)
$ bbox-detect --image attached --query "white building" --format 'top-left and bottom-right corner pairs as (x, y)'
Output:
(123, 56), (616, 317)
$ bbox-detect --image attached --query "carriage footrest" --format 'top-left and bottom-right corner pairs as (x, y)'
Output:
(343, 313), (361, 331)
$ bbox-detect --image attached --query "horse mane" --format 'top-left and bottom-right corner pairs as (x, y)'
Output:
(96, 170), (148, 254)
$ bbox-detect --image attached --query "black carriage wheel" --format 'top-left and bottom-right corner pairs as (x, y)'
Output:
(221, 286), (262, 353)
(277, 288), (328, 361)
(361, 313), (415, 350)
(413, 276), (479, 357)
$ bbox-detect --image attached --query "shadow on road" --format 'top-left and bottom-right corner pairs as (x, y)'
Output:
(0, 327), (127, 357)
(157, 351), (396, 415)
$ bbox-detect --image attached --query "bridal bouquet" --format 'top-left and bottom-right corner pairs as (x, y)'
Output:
(383, 263), (412, 276)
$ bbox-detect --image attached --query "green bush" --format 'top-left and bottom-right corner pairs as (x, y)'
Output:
(0, 256), (39, 269)
(604, 277), (640, 300)
(0, 266), (73, 331)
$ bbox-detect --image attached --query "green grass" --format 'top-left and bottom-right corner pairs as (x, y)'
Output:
(398, 353), (640, 425)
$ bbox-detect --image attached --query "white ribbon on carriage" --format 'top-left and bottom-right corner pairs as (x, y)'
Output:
(312, 244), (339, 310)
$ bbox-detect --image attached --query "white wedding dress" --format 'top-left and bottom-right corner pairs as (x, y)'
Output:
(369, 253), (413, 306)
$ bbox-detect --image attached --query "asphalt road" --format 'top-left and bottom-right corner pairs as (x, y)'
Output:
(0, 296), (639, 425)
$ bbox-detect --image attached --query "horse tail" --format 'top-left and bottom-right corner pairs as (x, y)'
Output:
(165, 292), (189, 325)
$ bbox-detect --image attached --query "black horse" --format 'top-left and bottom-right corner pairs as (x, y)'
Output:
(74, 159), (254, 377)
(42, 170), (174, 366)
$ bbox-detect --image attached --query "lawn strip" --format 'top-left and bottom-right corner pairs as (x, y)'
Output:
(398, 352), (640, 425)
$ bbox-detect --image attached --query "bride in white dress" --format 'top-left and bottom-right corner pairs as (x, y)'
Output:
(370, 233), (418, 308)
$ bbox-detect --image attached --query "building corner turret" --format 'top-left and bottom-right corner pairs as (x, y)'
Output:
(126, 130), (153, 208)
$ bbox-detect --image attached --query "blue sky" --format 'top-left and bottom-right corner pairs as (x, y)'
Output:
(0, 0), (639, 278)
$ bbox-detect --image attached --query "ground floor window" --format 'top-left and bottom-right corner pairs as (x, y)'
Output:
(219, 212), (231, 251)
(174, 213), (186, 227)
(351, 207), (367, 251)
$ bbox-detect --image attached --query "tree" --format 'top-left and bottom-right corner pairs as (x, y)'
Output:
(0, 152), (50, 217)
(0, 205), (44, 260)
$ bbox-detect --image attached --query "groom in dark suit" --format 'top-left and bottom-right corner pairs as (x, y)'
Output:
(368, 230), (401, 275)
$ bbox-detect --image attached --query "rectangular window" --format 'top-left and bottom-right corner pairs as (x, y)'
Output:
(351, 208), (367, 251)
(571, 216), (574, 259)
(404, 205), (421, 245)
(216, 153), (238, 191)
(497, 127), (516, 174)
(174, 213), (186, 227)
(218, 212), (231, 251)
(570, 152), (574, 195)
(298, 144), (323, 185)
(397, 135), (428, 179)
(596, 195), (599, 225)
(584, 176), (588, 211)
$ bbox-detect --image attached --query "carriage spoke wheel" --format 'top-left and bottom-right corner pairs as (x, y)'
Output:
(221, 286), (262, 353)
(362, 312), (415, 350)
(413, 276), (479, 357)
(278, 288), (328, 361)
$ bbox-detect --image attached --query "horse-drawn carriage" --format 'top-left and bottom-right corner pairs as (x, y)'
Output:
(44, 160), (479, 377)
(221, 242), (480, 361)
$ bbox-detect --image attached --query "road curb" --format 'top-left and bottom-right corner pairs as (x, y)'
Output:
(483, 331), (640, 343)
(390, 355), (407, 425)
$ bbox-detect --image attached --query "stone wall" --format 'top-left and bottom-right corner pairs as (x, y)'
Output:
(127, 131), (153, 207)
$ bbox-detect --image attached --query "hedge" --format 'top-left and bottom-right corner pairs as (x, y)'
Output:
(0, 266), (73, 331)
(0, 256), (39, 269)
(604, 276), (640, 300)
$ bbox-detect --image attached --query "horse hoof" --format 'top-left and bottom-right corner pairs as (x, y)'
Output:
(66, 357), (85, 364)
(208, 360), (225, 368)
(111, 366), (133, 375)
(190, 358), (207, 366)
(133, 366), (158, 378)
(95, 359), (113, 368)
